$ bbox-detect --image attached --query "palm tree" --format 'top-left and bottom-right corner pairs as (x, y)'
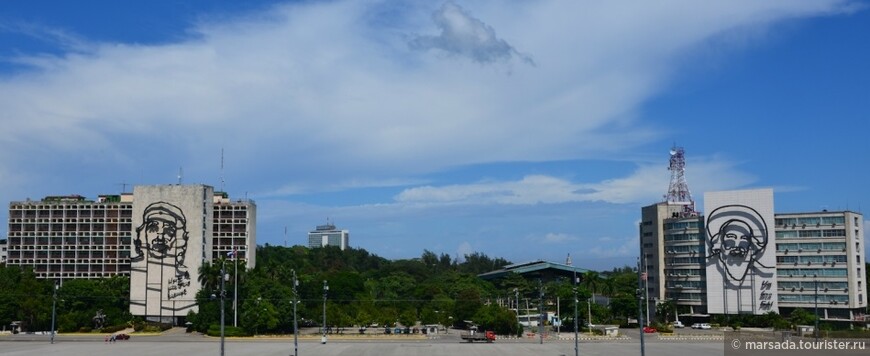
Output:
(197, 260), (222, 293)
(583, 271), (601, 328)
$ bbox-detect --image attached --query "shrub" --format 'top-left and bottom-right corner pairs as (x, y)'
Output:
(78, 327), (92, 333)
(207, 325), (249, 337)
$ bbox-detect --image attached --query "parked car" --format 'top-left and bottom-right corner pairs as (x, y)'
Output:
(673, 321), (684, 328)
(691, 323), (711, 330)
(115, 333), (130, 340)
(642, 326), (657, 333)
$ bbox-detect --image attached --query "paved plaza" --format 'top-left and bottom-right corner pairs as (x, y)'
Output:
(0, 331), (724, 356)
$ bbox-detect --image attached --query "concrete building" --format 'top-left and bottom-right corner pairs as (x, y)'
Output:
(0, 238), (7, 264)
(4, 184), (256, 324)
(774, 211), (866, 322)
(6, 194), (135, 279)
(643, 189), (867, 324)
(641, 202), (707, 318)
(704, 189), (778, 315)
(307, 223), (349, 250)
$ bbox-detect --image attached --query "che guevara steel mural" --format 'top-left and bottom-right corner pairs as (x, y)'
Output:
(132, 202), (191, 300)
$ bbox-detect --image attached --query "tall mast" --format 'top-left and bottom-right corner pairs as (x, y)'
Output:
(664, 145), (695, 217)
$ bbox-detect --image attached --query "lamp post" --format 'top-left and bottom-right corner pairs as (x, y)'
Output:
(573, 271), (579, 356)
(637, 258), (646, 356)
(538, 280), (544, 345)
(814, 275), (819, 341)
(220, 261), (227, 356)
(322, 280), (329, 344)
(292, 270), (299, 356)
(51, 280), (58, 344)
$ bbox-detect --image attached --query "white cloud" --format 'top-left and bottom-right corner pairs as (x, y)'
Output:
(394, 157), (756, 206)
(410, 2), (533, 65)
(587, 236), (639, 258)
(538, 232), (578, 244)
(0, 0), (853, 198)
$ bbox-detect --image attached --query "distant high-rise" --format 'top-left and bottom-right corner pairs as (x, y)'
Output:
(308, 222), (349, 250)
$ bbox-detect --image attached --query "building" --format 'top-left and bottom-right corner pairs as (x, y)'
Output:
(0, 238), (7, 264)
(704, 189), (778, 315)
(774, 211), (865, 322)
(6, 194), (135, 279)
(4, 184), (256, 324)
(641, 147), (866, 325)
(307, 223), (349, 250)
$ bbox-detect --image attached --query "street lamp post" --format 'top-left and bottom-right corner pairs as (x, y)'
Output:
(814, 275), (819, 341)
(637, 258), (646, 356)
(51, 280), (58, 344)
(573, 271), (579, 356)
(220, 261), (227, 356)
(322, 280), (329, 344)
(292, 270), (299, 356)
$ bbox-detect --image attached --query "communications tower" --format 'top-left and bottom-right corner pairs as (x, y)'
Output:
(664, 146), (696, 217)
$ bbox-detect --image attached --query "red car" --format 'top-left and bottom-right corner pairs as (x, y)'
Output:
(642, 326), (657, 333)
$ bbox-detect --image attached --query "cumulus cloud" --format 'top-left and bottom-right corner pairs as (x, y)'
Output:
(410, 1), (533, 65)
(0, 0), (855, 204)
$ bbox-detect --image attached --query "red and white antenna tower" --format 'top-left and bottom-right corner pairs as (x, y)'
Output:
(664, 145), (696, 217)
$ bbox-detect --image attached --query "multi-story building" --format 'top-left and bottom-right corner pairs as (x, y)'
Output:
(774, 211), (866, 322)
(4, 184), (257, 324)
(644, 189), (867, 324)
(5, 188), (256, 280)
(0, 238), (7, 264)
(212, 191), (257, 267)
(641, 202), (708, 319)
(6, 194), (135, 279)
(307, 223), (349, 250)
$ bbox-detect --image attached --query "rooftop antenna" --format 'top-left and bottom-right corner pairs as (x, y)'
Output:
(177, 167), (183, 185)
(664, 145), (696, 217)
(117, 182), (129, 193)
(220, 148), (225, 192)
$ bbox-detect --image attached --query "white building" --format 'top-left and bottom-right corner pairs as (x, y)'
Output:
(704, 188), (778, 315)
(0, 238), (7, 264)
(307, 223), (349, 250)
(774, 211), (866, 322)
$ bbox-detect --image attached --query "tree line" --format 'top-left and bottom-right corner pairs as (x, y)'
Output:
(6, 247), (865, 335)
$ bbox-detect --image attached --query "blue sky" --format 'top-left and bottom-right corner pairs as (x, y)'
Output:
(1, 1), (868, 270)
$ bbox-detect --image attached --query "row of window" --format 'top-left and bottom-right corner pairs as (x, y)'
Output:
(775, 216), (845, 226)
(666, 280), (706, 289)
(9, 236), (134, 245)
(778, 294), (849, 303)
(776, 255), (847, 264)
(665, 292), (704, 301)
(667, 257), (705, 265)
(777, 268), (848, 277)
(778, 281), (848, 290)
(664, 221), (701, 230)
(668, 268), (704, 276)
(776, 242), (846, 251)
(776, 229), (846, 238)
(665, 233), (703, 242)
(666, 245), (705, 254)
